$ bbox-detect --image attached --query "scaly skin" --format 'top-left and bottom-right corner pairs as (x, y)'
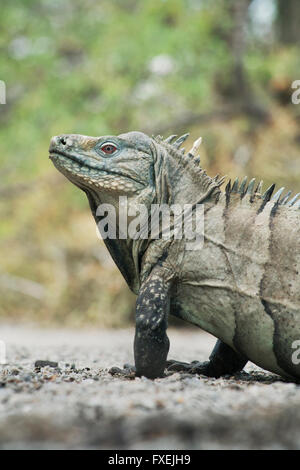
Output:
(49, 131), (300, 381)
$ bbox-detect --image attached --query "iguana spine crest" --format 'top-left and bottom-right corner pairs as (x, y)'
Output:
(157, 132), (300, 211)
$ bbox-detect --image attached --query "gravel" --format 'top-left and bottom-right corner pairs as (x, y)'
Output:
(0, 324), (300, 450)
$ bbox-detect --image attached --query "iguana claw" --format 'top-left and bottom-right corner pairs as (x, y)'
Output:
(166, 359), (214, 376)
(109, 363), (136, 379)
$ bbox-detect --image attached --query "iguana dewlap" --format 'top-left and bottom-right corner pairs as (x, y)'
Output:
(49, 131), (300, 381)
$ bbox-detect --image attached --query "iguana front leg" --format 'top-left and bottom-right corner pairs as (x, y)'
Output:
(109, 267), (172, 379)
(167, 339), (247, 377)
(134, 269), (171, 378)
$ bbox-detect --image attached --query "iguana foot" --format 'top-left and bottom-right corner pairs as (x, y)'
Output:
(166, 340), (248, 378)
(166, 359), (220, 377)
(109, 363), (136, 379)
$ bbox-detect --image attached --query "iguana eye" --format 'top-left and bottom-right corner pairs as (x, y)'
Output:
(100, 143), (118, 155)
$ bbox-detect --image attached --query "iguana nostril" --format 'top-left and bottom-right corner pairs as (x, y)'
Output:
(60, 136), (67, 145)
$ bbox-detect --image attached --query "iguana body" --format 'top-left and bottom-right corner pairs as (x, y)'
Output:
(49, 131), (300, 381)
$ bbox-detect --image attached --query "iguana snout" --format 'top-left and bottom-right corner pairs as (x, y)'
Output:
(49, 134), (99, 158)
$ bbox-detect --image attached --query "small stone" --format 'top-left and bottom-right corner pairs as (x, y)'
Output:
(34, 360), (58, 368)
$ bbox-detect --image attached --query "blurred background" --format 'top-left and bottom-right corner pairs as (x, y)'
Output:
(0, 0), (300, 327)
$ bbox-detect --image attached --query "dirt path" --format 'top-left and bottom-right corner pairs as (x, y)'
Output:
(0, 324), (299, 449)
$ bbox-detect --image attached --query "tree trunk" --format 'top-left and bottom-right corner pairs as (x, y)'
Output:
(277, 0), (300, 44)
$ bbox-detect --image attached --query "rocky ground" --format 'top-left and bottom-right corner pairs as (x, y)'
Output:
(0, 324), (300, 450)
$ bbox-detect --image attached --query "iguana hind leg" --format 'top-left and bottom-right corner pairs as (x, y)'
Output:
(167, 339), (247, 378)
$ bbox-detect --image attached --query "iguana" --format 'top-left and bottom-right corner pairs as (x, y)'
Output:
(49, 131), (300, 381)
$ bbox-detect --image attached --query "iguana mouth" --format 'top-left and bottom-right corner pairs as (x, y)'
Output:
(49, 148), (96, 166)
(49, 150), (145, 187)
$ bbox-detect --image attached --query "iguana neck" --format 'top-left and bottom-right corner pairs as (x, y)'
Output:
(152, 137), (224, 207)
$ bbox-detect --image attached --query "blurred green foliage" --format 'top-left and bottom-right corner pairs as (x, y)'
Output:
(0, 0), (300, 326)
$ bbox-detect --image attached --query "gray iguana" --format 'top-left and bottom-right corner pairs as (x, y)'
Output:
(49, 131), (300, 381)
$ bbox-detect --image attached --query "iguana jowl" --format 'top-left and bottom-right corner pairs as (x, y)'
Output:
(49, 131), (300, 381)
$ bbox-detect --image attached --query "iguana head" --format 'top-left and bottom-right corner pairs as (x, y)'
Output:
(49, 131), (222, 207)
(49, 131), (155, 203)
